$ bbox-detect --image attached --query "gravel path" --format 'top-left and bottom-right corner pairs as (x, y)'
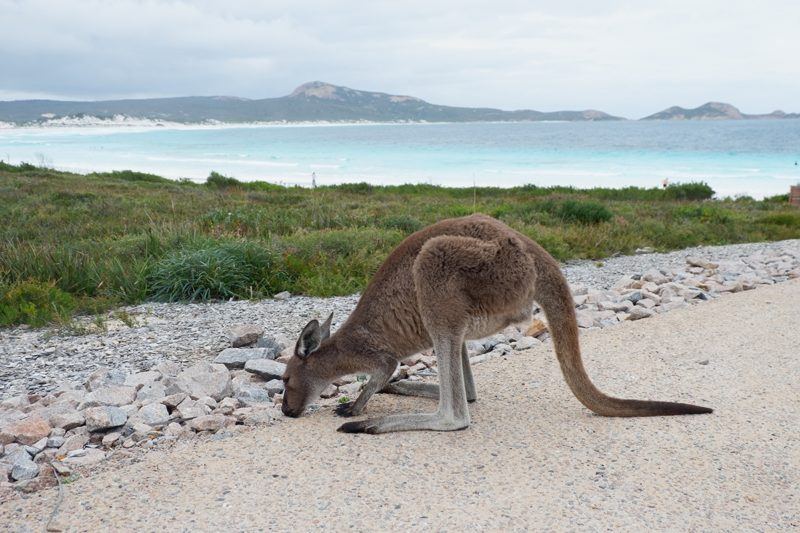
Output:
(1, 239), (798, 400)
(2, 279), (798, 531)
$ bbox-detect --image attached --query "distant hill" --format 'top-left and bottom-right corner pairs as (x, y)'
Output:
(642, 101), (800, 120)
(0, 81), (622, 125)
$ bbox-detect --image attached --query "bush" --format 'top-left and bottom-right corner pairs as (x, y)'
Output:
(760, 213), (800, 227)
(379, 214), (423, 233)
(556, 200), (613, 224)
(763, 193), (789, 203)
(663, 182), (715, 201)
(90, 170), (170, 183)
(0, 280), (77, 327)
(206, 171), (242, 189)
(675, 204), (733, 224)
(148, 241), (281, 301)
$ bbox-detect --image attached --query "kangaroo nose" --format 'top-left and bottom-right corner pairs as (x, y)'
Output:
(282, 403), (299, 418)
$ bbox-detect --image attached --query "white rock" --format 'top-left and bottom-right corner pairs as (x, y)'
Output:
(214, 348), (276, 369)
(244, 359), (287, 380)
(124, 371), (161, 389)
(137, 403), (170, 426)
(229, 324), (265, 347)
(81, 385), (138, 408)
(83, 406), (127, 432)
(628, 307), (654, 320)
(62, 448), (106, 467)
(514, 336), (541, 351)
(176, 363), (232, 401)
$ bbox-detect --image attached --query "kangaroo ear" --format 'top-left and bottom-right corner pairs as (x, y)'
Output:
(320, 312), (333, 341)
(295, 319), (321, 359)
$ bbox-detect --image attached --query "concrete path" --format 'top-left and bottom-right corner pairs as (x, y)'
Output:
(3, 281), (799, 531)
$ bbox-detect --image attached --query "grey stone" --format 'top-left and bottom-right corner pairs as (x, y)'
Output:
(244, 359), (287, 380)
(47, 436), (65, 448)
(62, 448), (105, 466)
(11, 456), (39, 481)
(236, 384), (271, 405)
(164, 422), (184, 437)
(598, 300), (633, 313)
(189, 414), (230, 432)
(176, 363), (232, 401)
(575, 311), (594, 329)
(514, 336), (541, 351)
(229, 324), (264, 347)
(320, 384), (338, 399)
(216, 397), (239, 415)
(176, 398), (208, 420)
(56, 434), (89, 456)
(83, 406), (127, 432)
(642, 269), (669, 285)
(214, 348), (275, 369)
(273, 291), (291, 300)
(265, 379), (285, 396)
(81, 385), (137, 408)
(152, 361), (181, 377)
(637, 298), (657, 309)
(101, 432), (121, 447)
(137, 403), (170, 426)
(628, 307), (654, 320)
(160, 393), (187, 409)
(50, 411), (85, 430)
(85, 367), (127, 392)
(136, 381), (167, 402)
(124, 371), (161, 389)
(256, 336), (285, 353)
(686, 256), (718, 270)
(27, 437), (48, 455)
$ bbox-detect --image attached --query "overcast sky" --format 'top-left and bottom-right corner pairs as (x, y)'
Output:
(1, 0), (798, 117)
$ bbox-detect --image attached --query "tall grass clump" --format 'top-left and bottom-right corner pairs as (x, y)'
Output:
(148, 241), (283, 302)
(664, 182), (714, 200)
(555, 200), (613, 224)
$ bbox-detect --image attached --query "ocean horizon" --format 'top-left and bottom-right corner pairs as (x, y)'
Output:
(2, 119), (799, 198)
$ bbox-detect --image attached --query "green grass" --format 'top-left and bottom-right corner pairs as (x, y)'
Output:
(1, 162), (798, 327)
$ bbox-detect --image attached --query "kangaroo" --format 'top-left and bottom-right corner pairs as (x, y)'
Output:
(280, 214), (712, 433)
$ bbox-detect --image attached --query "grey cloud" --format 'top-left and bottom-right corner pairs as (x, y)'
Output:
(0, 0), (798, 117)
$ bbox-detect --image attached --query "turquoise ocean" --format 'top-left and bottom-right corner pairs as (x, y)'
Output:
(1, 120), (799, 198)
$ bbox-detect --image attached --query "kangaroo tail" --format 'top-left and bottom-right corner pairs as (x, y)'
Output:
(533, 255), (712, 417)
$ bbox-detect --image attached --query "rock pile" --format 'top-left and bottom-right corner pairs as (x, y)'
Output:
(0, 329), (293, 490)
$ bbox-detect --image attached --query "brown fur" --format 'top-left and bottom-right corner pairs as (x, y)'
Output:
(281, 214), (712, 433)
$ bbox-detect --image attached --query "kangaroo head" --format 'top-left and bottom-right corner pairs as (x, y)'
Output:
(281, 312), (334, 418)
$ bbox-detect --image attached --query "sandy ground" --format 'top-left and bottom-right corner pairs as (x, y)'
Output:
(2, 281), (799, 532)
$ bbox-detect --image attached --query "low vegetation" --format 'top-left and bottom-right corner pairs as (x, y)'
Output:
(1, 161), (798, 326)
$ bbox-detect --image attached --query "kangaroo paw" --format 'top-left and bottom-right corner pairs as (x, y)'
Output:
(337, 419), (379, 434)
(334, 401), (358, 417)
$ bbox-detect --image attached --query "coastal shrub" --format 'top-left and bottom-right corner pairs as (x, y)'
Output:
(0, 161), (37, 173)
(556, 200), (613, 224)
(147, 241), (280, 301)
(328, 182), (375, 194)
(89, 170), (171, 183)
(206, 171), (242, 189)
(379, 214), (423, 233)
(763, 193), (789, 203)
(675, 204), (732, 224)
(0, 280), (76, 327)
(663, 182), (714, 201)
(760, 213), (800, 227)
